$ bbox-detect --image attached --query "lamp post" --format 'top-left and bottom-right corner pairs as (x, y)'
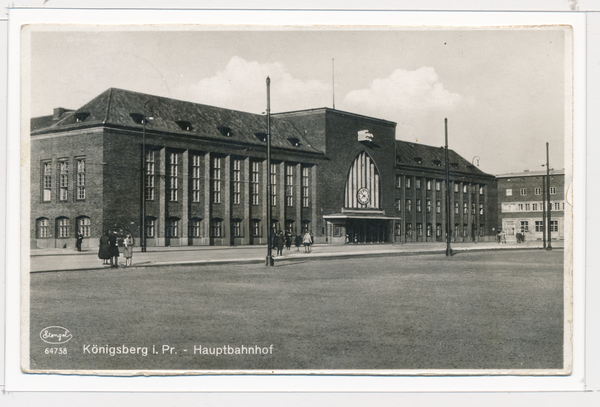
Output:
(141, 101), (152, 253)
(445, 118), (452, 256)
(545, 142), (552, 250)
(265, 77), (274, 266)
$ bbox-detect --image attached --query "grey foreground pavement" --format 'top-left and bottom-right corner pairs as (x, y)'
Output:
(29, 239), (564, 273)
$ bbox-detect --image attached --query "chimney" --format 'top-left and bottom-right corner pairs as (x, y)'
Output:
(53, 107), (66, 120)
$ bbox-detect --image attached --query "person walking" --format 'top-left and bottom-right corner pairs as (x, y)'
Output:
(303, 231), (312, 253)
(76, 230), (84, 252)
(276, 231), (284, 256)
(98, 231), (111, 265)
(285, 233), (292, 250)
(123, 234), (133, 267)
(108, 230), (120, 268)
(295, 234), (302, 251)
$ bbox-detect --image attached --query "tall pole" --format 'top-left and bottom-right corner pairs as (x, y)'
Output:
(141, 103), (147, 252)
(332, 58), (335, 109)
(546, 142), (552, 250)
(445, 118), (452, 256)
(542, 174), (546, 249)
(266, 77), (274, 266)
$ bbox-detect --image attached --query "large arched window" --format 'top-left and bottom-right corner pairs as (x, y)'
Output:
(77, 216), (91, 237)
(56, 217), (70, 238)
(344, 151), (381, 209)
(37, 218), (50, 238)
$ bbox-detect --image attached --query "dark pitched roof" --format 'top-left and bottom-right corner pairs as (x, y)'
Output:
(30, 88), (322, 154)
(395, 139), (491, 177)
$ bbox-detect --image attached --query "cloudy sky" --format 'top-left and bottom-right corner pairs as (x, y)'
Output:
(29, 27), (568, 174)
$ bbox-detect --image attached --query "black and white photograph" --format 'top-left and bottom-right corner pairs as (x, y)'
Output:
(21, 24), (572, 375)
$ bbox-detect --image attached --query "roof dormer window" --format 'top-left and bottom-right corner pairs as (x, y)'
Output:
(288, 137), (301, 147)
(413, 157), (423, 164)
(255, 132), (268, 142)
(74, 112), (90, 123)
(450, 162), (459, 169)
(129, 113), (146, 125)
(176, 121), (193, 131)
(218, 126), (233, 137)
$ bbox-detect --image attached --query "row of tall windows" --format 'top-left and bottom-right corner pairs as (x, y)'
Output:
(396, 176), (484, 194)
(398, 198), (484, 215)
(522, 220), (559, 233)
(41, 158), (86, 202)
(36, 217), (90, 238)
(506, 187), (557, 196)
(142, 218), (306, 238)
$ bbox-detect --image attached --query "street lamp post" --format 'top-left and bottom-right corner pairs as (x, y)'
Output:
(546, 142), (552, 250)
(141, 101), (152, 253)
(265, 77), (274, 266)
(445, 118), (452, 256)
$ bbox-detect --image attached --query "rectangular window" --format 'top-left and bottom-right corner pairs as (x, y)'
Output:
(145, 218), (155, 238)
(463, 184), (467, 193)
(416, 179), (421, 189)
(38, 219), (50, 238)
(554, 202), (561, 211)
(479, 203), (484, 215)
(192, 155), (201, 202)
(285, 164), (294, 207)
(232, 220), (242, 237)
(436, 200), (441, 213)
(395, 223), (402, 236)
(406, 199), (412, 213)
(506, 188), (512, 196)
(406, 177), (411, 189)
(59, 160), (69, 201)
(232, 158), (241, 205)
(550, 220), (558, 232)
(436, 181), (441, 191)
(395, 199), (401, 212)
(454, 202), (459, 214)
(416, 223), (423, 236)
(169, 153), (179, 202)
(406, 223), (413, 237)
(454, 183), (459, 193)
(520, 221), (529, 233)
(76, 159), (85, 200)
(166, 219), (179, 237)
(426, 180), (431, 190)
(145, 151), (155, 200)
(532, 203), (538, 211)
(43, 161), (52, 201)
(524, 203), (530, 211)
(518, 203), (524, 211)
(396, 175), (402, 188)
(252, 220), (260, 237)
(471, 202), (476, 215)
(426, 199), (431, 213)
(479, 186), (484, 195)
(416, 199), (421, 213)
(270, 163), (277, 206)
(301, 166), (309, 208)
(520, 188), (527, 196)
(463, 202), (468, 214)
(212, 156), (221, 203)
(535, 187), (541, 195)
(210, 219), (222, 237)
(535, 221), (544, 232)
(58, 218), (70, 238)
(190, 219), (201, 237)
(250, 161), (260, 205)
(78, 217), (90, 237)
(426, 224), (432, 237)
(550, 187), (556, 195)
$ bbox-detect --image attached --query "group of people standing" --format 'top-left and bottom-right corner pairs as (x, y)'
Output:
(272, 230), (314, 256)
(98, 229), (134, 268)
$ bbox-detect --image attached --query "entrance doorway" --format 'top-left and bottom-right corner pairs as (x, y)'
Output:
(346, 219), (389, 244)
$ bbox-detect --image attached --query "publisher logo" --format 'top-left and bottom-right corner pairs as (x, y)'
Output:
(40, 326), (73, 344)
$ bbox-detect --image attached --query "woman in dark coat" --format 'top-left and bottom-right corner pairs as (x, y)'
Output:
(108, 231), (120, 268)
(98, 231), (111, 265)
(295, 234), (302, 251)
(276, 231), (284, 256)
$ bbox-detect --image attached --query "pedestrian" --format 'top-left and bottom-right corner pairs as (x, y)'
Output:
(303, 231), (312, 253)
(108, 230), (120, 268)
(123, 234), (133, 267)
(277, 231), (284, 256)
(295, 234), (302, 251)
(501, 230), (507, 244)
(76, 230), (84, 252)
(285, 233), (292, 250)
(98, 231), (111, 265)
(497, 230), (502, 244)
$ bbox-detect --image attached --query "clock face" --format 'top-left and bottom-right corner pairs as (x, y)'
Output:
(357, 187), (371, 205)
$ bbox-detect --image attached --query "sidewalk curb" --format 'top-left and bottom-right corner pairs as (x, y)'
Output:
(30, 246), (561, 274)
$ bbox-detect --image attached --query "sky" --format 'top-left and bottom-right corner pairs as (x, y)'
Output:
(28, 27), (568, 175)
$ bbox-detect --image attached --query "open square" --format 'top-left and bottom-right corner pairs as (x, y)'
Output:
(29, 249), (564, 373)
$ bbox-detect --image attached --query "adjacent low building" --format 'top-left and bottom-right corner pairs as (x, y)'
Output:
(496, 169), (565, 241)
(30, 88), (499, 249)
